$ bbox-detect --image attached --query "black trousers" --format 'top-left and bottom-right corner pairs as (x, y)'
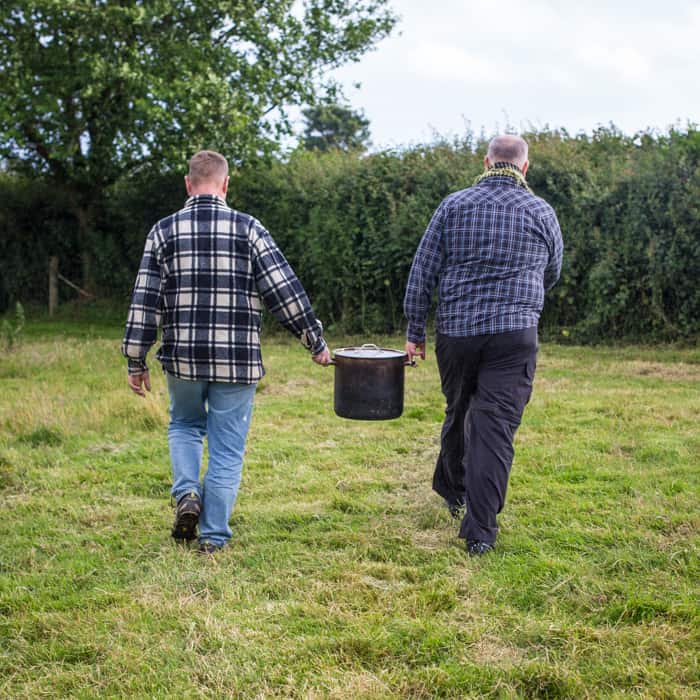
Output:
(433, 327), (538, 544)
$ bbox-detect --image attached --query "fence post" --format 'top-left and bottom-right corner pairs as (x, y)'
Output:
(49, 256), (59, 316)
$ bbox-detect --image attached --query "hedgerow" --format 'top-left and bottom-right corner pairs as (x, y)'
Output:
(1, 127), (698, 342)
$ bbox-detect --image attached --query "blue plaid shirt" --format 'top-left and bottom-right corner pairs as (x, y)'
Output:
(404, 175), (563, 342)
(122, 194), (326, 383)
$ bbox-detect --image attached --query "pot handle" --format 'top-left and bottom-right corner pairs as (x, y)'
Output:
(360, 342), (414, 366)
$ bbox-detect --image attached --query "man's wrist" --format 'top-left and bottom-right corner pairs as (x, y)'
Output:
(311, 337), (327, 355)
(127, 358), (148, 375)
(406, 323), (426, 345)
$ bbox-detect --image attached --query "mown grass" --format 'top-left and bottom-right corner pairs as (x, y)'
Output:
(0, 320), (698, 698)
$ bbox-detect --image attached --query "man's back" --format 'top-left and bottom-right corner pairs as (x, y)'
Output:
(404, 168), (563, 341)
(148, 194), (263, 381)
(122, 193), (325, 383)
(435, 174), (562, 335)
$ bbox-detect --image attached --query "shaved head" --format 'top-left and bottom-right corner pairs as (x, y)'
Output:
(188, 150), (229, 186)
(486, 135), (529, 169)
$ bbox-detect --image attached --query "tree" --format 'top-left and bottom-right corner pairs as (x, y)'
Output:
(0, 0), (396, 289)
(302, 102), (371, 152)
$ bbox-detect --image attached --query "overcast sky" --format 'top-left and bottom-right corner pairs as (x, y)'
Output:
(331, 0), (700, 149)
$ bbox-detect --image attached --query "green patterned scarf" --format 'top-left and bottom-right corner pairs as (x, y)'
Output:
(473, 161), (532, 193)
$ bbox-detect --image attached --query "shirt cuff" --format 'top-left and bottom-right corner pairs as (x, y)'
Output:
(301, 320), (324, 354)
(406, 322), (426, 344)
(310, 337), (327, 355)
(127, 358), (148, 375)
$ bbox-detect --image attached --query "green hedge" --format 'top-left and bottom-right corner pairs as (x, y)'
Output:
(1, 128), (698, 342)
(234, 143), (480, 333)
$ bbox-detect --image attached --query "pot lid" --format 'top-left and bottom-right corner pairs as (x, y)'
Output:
(333, 344), (406, 359)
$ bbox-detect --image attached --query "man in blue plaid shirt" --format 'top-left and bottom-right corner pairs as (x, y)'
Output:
(404, 135), (563, 556)
(122, 150), (330, 554)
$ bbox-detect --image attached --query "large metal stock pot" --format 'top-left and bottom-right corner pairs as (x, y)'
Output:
(331, 344), (414, 420)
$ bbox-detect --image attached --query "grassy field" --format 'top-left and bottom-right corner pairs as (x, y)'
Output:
(0, 319), (698, 698)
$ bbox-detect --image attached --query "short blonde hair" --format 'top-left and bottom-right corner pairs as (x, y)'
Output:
(188, 150), (229, 185)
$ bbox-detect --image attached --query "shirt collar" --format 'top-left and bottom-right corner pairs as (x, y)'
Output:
(184, 194), (228, 208)
(478, 175), (522, 188)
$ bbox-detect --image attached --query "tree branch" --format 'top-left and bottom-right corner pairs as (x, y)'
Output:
(21, 123), (69, 181)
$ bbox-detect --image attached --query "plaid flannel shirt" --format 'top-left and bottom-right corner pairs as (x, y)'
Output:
(404, 175), (563, 343)
(122, 194), (325, 383)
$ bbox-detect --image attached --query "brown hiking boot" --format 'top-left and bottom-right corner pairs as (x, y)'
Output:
(171, 492), (201, 542)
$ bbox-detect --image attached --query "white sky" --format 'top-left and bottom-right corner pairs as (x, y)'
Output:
(331, 0), (700, 149)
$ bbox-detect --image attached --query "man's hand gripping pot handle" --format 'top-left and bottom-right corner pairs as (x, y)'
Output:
(312, 347), (332, 366)
(405, 341), (426, 363)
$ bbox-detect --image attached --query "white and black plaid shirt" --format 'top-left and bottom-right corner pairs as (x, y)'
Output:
(122, 194), (325, 383)
(404, 174), (563, 342)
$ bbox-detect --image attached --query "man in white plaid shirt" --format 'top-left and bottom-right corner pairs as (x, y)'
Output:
(122, 150), (330, 554)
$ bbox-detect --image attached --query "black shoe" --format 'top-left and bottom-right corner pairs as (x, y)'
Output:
(445, 497), (466, 519)
(466, 539), (494, 556)
(198, 541), (224, 555)
(171, 491), (201, 542)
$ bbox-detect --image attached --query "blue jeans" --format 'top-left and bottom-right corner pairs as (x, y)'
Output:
(166, 373), (257, 547)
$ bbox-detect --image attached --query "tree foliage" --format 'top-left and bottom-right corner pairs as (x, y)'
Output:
(0, 0), (395, 176)
(302, 102), (371, 152)
(0, 0), (396, 285)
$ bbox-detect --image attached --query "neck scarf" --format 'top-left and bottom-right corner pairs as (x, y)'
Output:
(473, 161), (532, 193)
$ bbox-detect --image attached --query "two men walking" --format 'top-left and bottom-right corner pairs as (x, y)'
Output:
(123, 137), (562, 556)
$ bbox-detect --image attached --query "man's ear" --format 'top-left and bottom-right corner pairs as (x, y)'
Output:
(521, 161), (529, 176)
(483, 155), (490, 169)
(222, 176), (229, 195)
(184, 175), (193, 196)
